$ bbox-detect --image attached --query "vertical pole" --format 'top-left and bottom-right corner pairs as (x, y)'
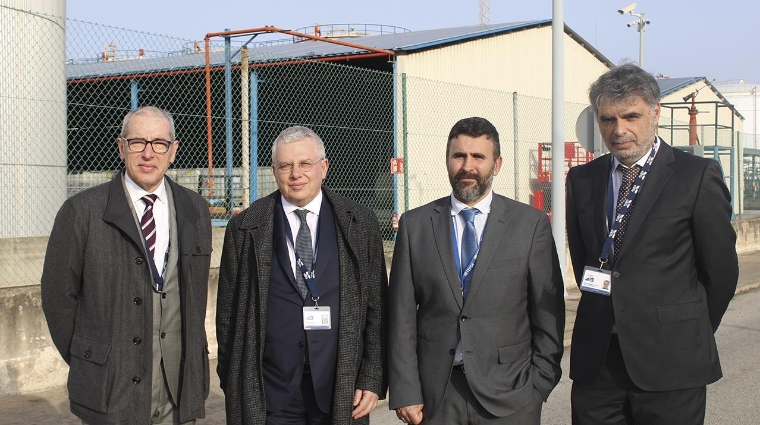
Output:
(241, 47), (250, 208)
(224, 32), (233, 213)
(393, 61), (399, 217)
(638, 19), (645, 68)
(402, 73), (409, 212)
(204, 36), (215, 196)
(513, 92), (519, 201)
(130, 79), (139, 110)
(552, 0), (567, 290)
(251, 70), (259, 202)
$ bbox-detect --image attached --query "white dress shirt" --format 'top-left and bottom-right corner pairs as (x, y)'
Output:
(281, 191), (323, 279)
(124, 173), (170, 277)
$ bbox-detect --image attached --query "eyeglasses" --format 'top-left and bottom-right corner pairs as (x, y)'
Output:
(275, 159), (323, 174)
(121, 138), (174, 154)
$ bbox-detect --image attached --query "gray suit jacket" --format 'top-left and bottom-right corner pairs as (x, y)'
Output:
(216, 187), (388, 425)
(41, 172), (212, 424)
(388, 194), (564, 419)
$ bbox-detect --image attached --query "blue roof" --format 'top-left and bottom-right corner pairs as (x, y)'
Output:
(67, 20), (613, 80)
(657, 77), (744, 120)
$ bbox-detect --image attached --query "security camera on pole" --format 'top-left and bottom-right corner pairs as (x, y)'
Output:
(618, 3), (651, 68)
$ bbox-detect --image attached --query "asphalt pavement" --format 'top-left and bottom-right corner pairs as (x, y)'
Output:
(1, 251), (759, 425)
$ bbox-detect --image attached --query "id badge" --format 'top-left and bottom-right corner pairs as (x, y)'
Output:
(303, 306), (331, 330)
(580, 266), (612, 296)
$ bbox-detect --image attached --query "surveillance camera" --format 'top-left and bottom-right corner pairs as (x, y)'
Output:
(618, 2), (637, 14)
(645, 19), (651, 25)
(627, 21), (635, 27)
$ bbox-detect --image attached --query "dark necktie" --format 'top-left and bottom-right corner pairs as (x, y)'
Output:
(140, 194), (158, 256)
(614, 164), (641, 259)
(140, 194), (160, 291)
(459, 208), (480, 299)
(294, 209), (313, 300)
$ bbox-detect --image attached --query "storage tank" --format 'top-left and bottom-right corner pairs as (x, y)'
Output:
(0, 0), (67, 238)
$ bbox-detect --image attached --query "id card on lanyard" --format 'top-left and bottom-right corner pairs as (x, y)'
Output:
(580, 139), (658, 296)
(282, 209), (332, 330)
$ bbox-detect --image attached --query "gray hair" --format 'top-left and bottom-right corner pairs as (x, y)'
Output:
(271, 126), (326, 163)
(589, 63), (661, 112)
(119, 106), (176, 140)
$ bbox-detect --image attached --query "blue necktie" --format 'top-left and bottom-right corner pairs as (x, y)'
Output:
(460, 208), (480, 299)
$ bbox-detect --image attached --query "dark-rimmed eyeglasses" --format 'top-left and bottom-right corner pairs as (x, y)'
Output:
(120, 138), (174, 154)
(275, 159), (323, 174)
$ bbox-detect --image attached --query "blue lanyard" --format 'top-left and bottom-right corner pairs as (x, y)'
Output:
(282, 210), (320, 301)
(139, 228), (169, 291)
(599, 139), (658, 266)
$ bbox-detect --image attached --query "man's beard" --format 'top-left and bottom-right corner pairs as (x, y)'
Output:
(450, 166), (495, 204)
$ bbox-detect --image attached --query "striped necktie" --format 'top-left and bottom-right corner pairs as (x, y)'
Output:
(140, 194), (161, 291)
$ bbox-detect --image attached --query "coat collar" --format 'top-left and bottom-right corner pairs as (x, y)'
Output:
(103, 171), (198, 253)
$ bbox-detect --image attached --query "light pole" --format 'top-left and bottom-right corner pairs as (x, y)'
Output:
(618, 3), (651, 68)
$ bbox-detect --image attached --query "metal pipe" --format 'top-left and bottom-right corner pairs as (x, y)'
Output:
(241, 47), (250, 208)
(251, 70), (260, 203)
(552, 0), (567, 287)
(204, 36), (215, 196)
(130, 79), (139, 110)
(513, 91), (519, 201)
(224, 33), (233, 212)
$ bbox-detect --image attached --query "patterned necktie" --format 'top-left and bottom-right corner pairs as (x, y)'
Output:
(140, 194), (158, 257)
(294, 209), (313, 300)
(459, 208), (480, 299)
(614, 164), (641, 259)
(140, 194), (160, 291)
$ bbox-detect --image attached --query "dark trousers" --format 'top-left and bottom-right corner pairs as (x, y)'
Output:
(266, 368), (330, 425)
(571, 335), (706, 425)
(424, 366), (542, 425)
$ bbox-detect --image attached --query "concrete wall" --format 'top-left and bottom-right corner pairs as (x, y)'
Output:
(2, 219), (759, 397)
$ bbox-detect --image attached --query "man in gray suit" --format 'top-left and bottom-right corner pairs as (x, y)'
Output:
(389, 117), (565, 424)
(41, 106), (212, 424)
(216, 126), (388, 424)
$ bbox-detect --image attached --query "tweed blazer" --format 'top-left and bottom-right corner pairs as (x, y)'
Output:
(41, 172), (212, 424)
(216, 187), (388, 424)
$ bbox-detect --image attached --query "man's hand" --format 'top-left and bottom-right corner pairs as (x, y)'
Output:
(352, 389), (380, 419)
(395, 404), (424, 424)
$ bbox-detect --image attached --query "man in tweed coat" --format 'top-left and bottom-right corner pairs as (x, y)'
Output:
(41, 106), (212, 424)
(216, 126), (388, 424)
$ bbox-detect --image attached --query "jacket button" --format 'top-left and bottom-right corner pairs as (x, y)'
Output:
(196, 246), (201, 253)
(613, 271), (621, 278)
(161, 292), (167, 299)
(449, 348), (455, 355)
(135, 257), (144, 265)
(83, 350), (91, 358)
(460, 316), (469, 322)
(133, 337), (141, 345)
(298, 342), (304, 348)
(132, 376), (141, 384)
(133, 297), (142, 305)
(161, 332), (166, 339)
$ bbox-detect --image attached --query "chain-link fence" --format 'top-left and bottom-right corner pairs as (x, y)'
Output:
(2, 6), (750, 290)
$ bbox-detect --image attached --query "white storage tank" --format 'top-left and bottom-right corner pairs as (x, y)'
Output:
(0, 0), (67, 238)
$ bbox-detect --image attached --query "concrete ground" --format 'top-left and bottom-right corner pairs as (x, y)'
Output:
(1, 251), (758, 424)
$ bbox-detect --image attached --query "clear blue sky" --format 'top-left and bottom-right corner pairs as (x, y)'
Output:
(66, 0), (758, 85)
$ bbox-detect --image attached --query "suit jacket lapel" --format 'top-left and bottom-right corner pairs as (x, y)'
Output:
(464, 195), (512, 304)
(593, 159), (612, 249)
(272, 198), (298, 289)
(431, 199), (464, 309)
(616, 140), (675, 260)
